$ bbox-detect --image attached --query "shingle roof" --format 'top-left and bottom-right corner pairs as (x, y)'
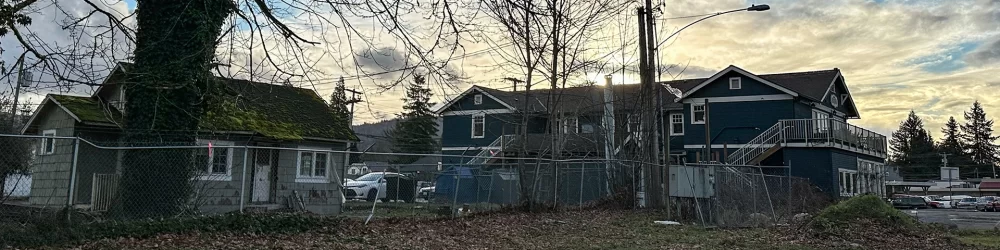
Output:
(199, 79), (357, 141)
(473, 68), (840, 114)
(30, 64), (356, 141)
(49, 94), (122, 125)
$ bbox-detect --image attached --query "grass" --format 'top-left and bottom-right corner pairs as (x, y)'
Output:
(954, 230), (1000, 248)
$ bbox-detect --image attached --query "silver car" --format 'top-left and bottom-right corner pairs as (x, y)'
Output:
(956, 197), (979, 209)
(975, 196), (999, 212)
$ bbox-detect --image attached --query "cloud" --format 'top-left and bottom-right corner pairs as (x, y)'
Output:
(353, 47), (412, 74)
(965, 39), (1000, 66)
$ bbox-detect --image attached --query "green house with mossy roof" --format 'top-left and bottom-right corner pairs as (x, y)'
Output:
(19, 62), (358, 215)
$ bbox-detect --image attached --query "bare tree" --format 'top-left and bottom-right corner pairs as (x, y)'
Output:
(480, 0), (628, 209)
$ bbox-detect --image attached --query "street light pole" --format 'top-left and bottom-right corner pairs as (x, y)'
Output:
(654, 4), (770, 81)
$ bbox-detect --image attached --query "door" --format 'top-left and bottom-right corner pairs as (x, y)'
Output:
(252, 149), (275, 202)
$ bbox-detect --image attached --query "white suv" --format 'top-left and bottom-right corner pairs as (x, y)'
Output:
(344, 172), (398, 201)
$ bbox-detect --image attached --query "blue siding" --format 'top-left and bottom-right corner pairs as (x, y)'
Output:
(688, 71), (786, 98)
(782, 148), (835, 196)
(440, 113), (519, 147)
(443, 89), (509, 111)
(793, 102), (814, 119)
(441, 150), (480, 164)
(684, 100), (795, 145)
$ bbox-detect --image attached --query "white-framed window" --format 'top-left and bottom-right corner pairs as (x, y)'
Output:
(830, 95), (840, 108)
(691, 104), (706, 124)
(812, 109), (829, 132)
(297, 148), (332, 183)
(471, 114), (485, 138)
(194, 139), (233, 181)
(838, 168), (859, 197)
(40, 129), (56, 155)
(474, 94), (483, 105)
(669, 113), (684, 135)
(561, 116), (578, 134)
(729, 77), (741, 89)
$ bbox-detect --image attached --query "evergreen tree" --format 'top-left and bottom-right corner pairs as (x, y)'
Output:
(388, 75), (439, 164)
(960, 101), (1000, 177)
(889, 111), (938, 179)
(329, 76), (352, 125)
(938, 116), (974, 176)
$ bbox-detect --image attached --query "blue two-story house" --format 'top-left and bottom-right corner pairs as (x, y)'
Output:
(435, 65), (887, 198)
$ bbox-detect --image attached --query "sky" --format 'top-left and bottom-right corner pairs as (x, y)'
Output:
(2, 0), (999, 141)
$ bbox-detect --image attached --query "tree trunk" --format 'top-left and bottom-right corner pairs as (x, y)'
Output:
(116, 0), (233, 218)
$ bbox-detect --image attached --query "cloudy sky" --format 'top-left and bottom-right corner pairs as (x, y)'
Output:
(2, 0), (999, 140)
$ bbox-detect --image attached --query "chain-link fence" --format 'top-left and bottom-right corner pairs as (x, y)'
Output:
(670, 163), (829, 228)
(1, 134), (650, 226)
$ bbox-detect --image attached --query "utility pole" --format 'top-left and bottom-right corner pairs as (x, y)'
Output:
(637, 3), (662, 208)
(503, 77), (524, 92)
(343, 88), (362, 124)
(10, 66), (31, 132)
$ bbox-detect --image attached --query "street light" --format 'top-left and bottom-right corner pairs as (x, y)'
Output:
(655, 4), (771, 49)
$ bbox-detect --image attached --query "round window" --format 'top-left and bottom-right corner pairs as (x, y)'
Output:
(831, 95), (839, 108)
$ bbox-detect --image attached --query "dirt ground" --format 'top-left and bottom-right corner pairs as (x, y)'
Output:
(58, 209), (999, 250)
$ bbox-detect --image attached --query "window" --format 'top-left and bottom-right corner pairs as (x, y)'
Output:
(830, 95), (840, 108)
(40, 129), (56, 155)
(471, 114), (485, 138)
(669, 113), (684, 135)
(812, 110), (829, 132)
(474, 94), (483, 105)
(561, 116), (578, 134)
(691, 104), (706, 124)
(298, 149), (332, 182)
(729, 77), (741, 89)
(839, 168), (859, 197)
(194, 140), (233, 181)
(581, 124), (595, 134)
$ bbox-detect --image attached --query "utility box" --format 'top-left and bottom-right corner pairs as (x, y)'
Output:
(669, 165), (715, 198)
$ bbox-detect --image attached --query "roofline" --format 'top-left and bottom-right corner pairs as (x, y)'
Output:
(434, 85), (516, 114)
(20, 95), (84, 134)
(679, 65), (800, 99)
(91, 62), (128, 98)
(817, 70), (860, 119)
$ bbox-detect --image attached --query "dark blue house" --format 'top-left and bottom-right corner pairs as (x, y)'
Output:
(435, 65), (887, 198)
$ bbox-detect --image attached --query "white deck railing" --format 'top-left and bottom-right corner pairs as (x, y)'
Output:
(727, 119), (887, 166)
(466, 135), (517, 165)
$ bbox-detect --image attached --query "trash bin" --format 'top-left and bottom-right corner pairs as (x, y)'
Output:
(386, 174), (417, 203)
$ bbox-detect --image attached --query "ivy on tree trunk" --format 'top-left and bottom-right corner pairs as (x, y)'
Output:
(117, 0), (233, 218)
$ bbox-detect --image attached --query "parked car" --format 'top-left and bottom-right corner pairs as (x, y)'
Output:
(921, 196), (946, 208)
(975, 196), (1000, 212)
(956, 197), (979, 209)
(892, 197), (929, 209)
(932, 198), (953, 209)
(344, 172), (399, 201)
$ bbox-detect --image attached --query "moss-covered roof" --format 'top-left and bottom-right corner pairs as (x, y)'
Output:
(44, 76), (357, 142)
(199, 79), (357, 141)
(49, 95), (122, 124)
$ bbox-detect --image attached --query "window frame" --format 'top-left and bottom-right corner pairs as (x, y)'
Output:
(691, 104), (706, 124)
(40, 129), (56, 155)
(728, 77), (742, 90)
(471, 114), (485, 138)
(669, 113), (684, 136)
(194, 139), (234, 181)
(561, 116), (579, 134)
(812, 109), (830, 132)
(474, 94), (483, 105)
(296, 147), (333, 183)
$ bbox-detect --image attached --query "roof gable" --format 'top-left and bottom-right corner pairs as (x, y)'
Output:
(680, 65), (799, 99)
(818, 71), (860, 118)
(436, 86), (516, 114)
(684, 71), (790, 99)
(21, 94), (122, 134)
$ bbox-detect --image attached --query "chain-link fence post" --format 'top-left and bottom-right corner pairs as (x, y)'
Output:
(65, 137), (81, 222)
(239, 146), (248, 213)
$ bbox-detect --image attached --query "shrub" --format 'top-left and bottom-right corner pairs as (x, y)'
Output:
(809, 194), (916, 232)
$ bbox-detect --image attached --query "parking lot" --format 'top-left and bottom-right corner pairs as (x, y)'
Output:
(911, 209), (1000, 229)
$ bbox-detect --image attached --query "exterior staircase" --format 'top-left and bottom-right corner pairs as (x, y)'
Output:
(726, 119), (887, 166)
(467, 135), (517, 165)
